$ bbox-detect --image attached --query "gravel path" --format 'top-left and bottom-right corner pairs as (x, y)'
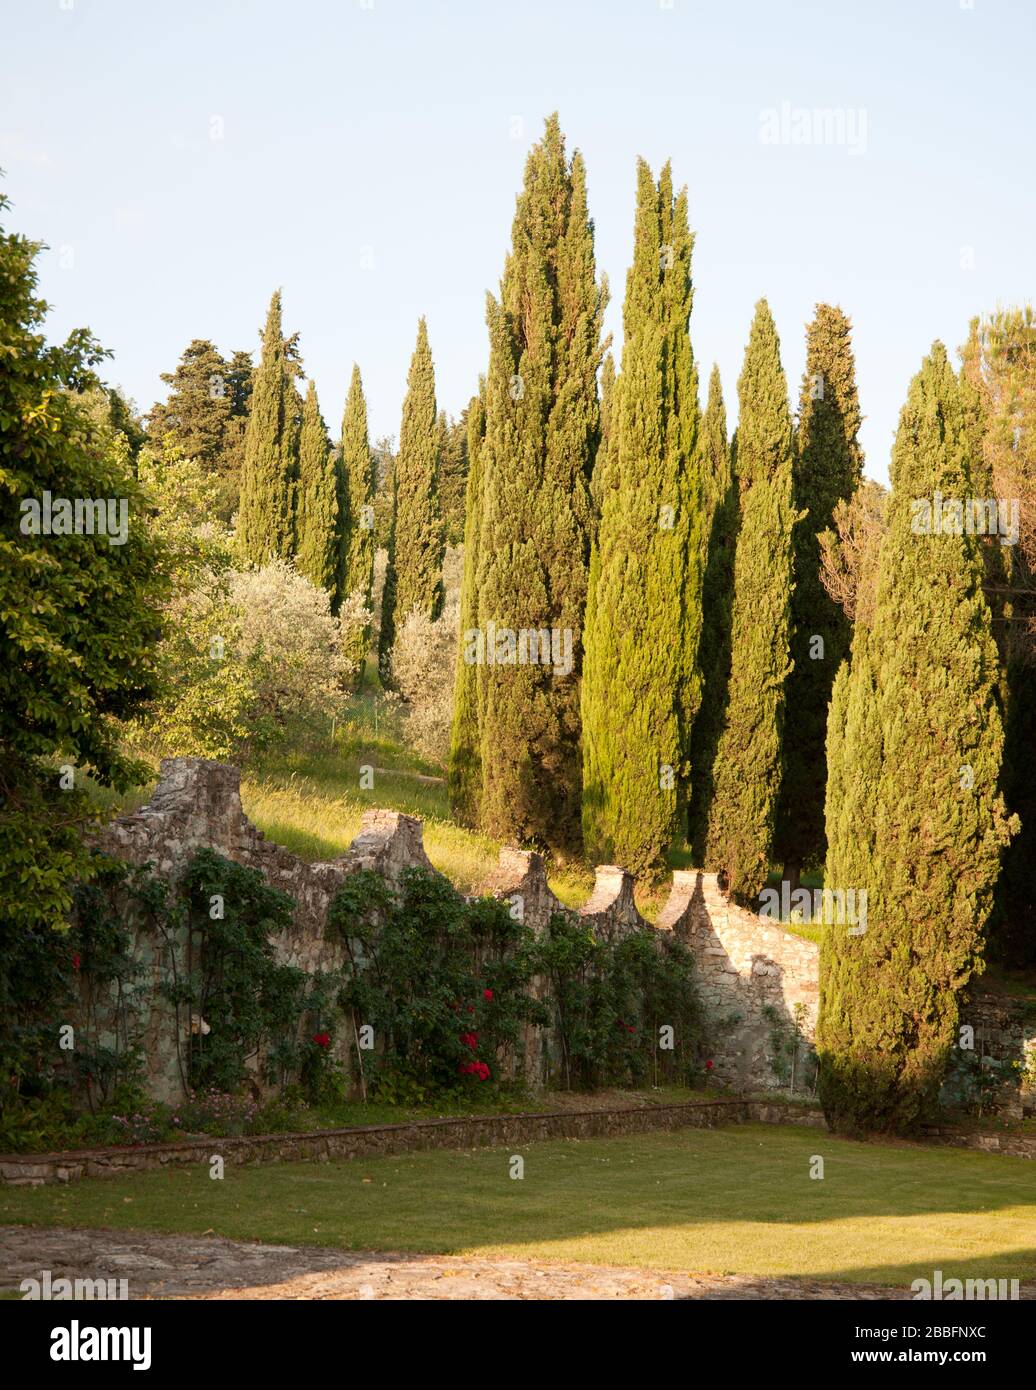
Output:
(1, 1225), (992, 1301)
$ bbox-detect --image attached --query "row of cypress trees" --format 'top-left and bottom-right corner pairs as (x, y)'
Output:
(444, 116), (1015, 1133)
(220, 114), (1018, 1133)
(236, 291), (377, 625)
(446, 115), (865, 891)
(231, 294), (459, 688)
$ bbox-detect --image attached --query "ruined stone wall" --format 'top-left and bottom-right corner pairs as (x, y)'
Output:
(658, 871), (820, 1093)
(90, 757), (1035, 1109)
(85, 758), (824, 1100)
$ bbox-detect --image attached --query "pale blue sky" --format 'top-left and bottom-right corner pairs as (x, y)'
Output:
(3, 0), (1033, 482)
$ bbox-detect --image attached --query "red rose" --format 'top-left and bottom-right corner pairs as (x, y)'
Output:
(705, 1059), (714, 1070)
(483, 989), (493, 1001)
(71, 953), (82, 972)
(311, 1032), (330, 1048)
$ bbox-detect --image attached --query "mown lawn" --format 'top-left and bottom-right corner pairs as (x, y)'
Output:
(3, 1124), (1034, 1288)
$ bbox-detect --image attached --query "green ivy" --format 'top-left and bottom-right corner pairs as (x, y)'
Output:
(535, 914), (703, 1090)
(329, 867), (545, 1095)
(328, 868), (702, 1095)
(178, 849), (317, 1094)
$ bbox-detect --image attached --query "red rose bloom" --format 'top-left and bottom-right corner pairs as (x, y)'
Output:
(71, 953), (82, 972)
(705, 1059), (714, 1070)
(311, 1032), (331, 1048)
(483, 989), (493, 1001)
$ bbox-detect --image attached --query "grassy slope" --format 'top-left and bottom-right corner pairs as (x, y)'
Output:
(2, 1124), (1033, 1286)
(83, 679), (853, 938)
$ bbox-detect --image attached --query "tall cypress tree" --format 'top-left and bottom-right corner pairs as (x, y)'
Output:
(590, 349), (617, 526)
(295, 379), (338, 596)
(704, 300), (797, 901)
(775, 305), (863, 885)
(817, 344), (1014, 1133)
(380, 318), (444, 675)
(336, 363), (376, 618)
(960, 310), (1036, 967)
(581, 159), (703, 876)
(237, 291), (298, 564)
(448, 385), (487, 825)
(438, 409), (469, 547)
(688, 364), (737, 862)
(475, 114), (607, 852)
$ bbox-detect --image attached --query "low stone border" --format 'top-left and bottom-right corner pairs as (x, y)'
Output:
(920, 1124), (1036, 1160)
(0, 1099), (825, 1187)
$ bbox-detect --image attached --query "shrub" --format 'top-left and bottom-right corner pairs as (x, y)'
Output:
(142, 559), (370, 759)
(329, 867), (544, 1095)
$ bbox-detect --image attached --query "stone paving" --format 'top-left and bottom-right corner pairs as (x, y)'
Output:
(9, 1225), (1027, 1301)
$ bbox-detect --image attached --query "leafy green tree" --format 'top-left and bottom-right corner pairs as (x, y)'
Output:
(148, 339), (252, 522)
(474, 114), (607, 852)
(581, 159), (703, 876)
(688, 364), (737, 862)
(380, 318), (444, 678)
(295, 379), (338, 597)
(448, 386), (487, 824)
(236, 291), (299, 564)
(704, 300), (797, 901)
(0, 191), (171, 931)
(817, 344), (1015, 1133)
(775, 305), (863, 885)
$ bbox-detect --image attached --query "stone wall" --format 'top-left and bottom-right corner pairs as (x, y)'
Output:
(74, 757), (1036, 1111)
(0, 1099), (826, 1187)
(659, 872), (821, 1093)
(84, 757), (831, 1100)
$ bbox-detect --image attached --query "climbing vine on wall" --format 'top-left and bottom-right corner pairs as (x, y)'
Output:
(176, 849), (333, 1095)
(328, 867), (703, 1096)
(329, 867), (546, 1097)
(536, 913), (703, 1090)
(0, 852), (150, 1115)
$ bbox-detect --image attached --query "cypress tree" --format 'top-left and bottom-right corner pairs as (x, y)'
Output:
(704, 300), (797, 901)
(775, 305), (864, 885)
(448, 385), (487, 825)
(380, 318), (444, 676)
(688, 364), (737, 862)
(590, 349), (617, 526)
(817, 344), (1014, 1133)
(295, 379), (338, 596)
(377, 466), (397, 682)
(438, 409), (470, 547)
(237, 291), (298, 564)
(581, 158), (703, 876)
(960, 310), (1036, 967)
(336, 363), (376, 618)
(475, 114), (607, 852)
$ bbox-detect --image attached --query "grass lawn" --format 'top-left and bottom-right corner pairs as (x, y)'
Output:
(3, 1124), (1034, 1288)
